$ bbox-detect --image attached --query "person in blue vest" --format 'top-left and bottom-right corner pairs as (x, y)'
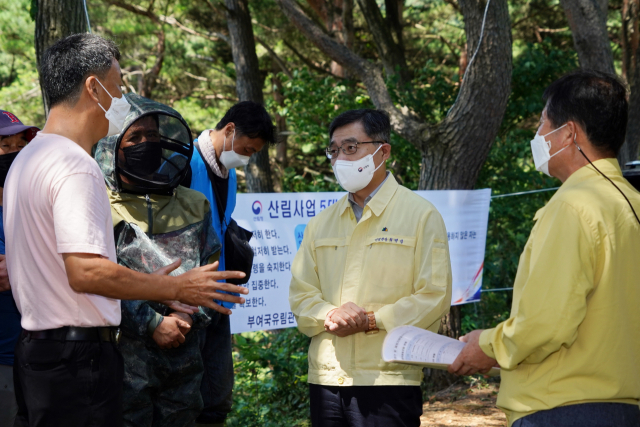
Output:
(0, 110), (38, 427)
(189, 101), (275, 427)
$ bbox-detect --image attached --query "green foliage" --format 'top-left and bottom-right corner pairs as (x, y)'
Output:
(0, 0), (44, 127)
(228, 329), (311, 427)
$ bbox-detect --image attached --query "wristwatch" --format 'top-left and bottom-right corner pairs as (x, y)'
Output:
(365, 311), (379, 335)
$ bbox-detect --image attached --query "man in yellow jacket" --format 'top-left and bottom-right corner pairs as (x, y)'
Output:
(449, 70), (640, 427)
(289, 109), (452, 427)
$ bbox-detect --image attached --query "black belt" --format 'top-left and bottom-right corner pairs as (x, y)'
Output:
(22, 326), (120, 343)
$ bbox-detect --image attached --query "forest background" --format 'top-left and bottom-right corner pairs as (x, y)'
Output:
(0, 0), (637, 425)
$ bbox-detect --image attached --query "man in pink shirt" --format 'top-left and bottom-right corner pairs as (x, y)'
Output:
(4, 34), (248, 427)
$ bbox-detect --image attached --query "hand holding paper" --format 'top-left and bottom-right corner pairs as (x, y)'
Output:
(448, 330), (498, 376)
(381, 325), (500, 376)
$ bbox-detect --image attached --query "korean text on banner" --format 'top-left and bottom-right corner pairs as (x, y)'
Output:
(232, 189), (491, 334)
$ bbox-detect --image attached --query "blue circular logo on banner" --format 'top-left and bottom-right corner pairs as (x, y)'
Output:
(252, 201), (263, 215)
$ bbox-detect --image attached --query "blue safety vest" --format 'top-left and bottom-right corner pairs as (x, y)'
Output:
(189, 143), (238, 308)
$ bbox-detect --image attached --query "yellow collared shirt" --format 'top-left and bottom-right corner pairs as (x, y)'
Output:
(289, 174), (452, 386)
(479, 159), (640, 426)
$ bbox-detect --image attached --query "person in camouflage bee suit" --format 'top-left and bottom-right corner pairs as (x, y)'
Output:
(94, 94), (222, 427)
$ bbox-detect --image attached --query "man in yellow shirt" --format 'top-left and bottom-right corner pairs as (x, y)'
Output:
(289, 109), (452, 426)
(449, 70), (640, 427)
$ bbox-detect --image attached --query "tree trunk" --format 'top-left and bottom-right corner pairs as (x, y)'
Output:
(139, 29), (166, 99)
(225, 0), (274, 193)
(356, 0), (411, 84)
(35, 0), (87, 116)
(385, 0), (404, 50)
(560, 0), (614, 73)
(419, 0), (512, 191)
(561, 0), (640, 167)
(272, 69), (288, 168)
(623, 41), (640, 167)
(338, 0), (354, 79)
(306, 0), (353, 78)
(620, 0), (640, 167)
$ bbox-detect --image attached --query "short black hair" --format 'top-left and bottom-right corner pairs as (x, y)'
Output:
(329, 109), (391, 143)
(41, 33), (121, 108)
(543, 70), (628, 156)
(215, 101), (276, 145)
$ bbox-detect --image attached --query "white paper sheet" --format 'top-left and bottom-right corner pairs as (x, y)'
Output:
(382, 325), (500, 376)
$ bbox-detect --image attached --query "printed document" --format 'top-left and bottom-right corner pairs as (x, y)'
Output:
(382, 325), (500, 376)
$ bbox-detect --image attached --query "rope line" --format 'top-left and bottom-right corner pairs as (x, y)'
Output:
(447, 0), (492, 115)
(491, 187), (559, 199)
(83, 0), (92, 33)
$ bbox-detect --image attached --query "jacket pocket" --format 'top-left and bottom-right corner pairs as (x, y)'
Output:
(308, 333), (338, 373)
(313, 237), (349, 250)
(313, 237), (349, 296)
(362, 235), (416, 294)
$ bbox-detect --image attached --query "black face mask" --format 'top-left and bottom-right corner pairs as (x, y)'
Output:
(0, 151), (20, 187)
(122, 142), (163, 176)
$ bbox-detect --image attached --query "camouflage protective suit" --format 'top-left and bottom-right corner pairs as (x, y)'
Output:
(95, 94), (221, 427)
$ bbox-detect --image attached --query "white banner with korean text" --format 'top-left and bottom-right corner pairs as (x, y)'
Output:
(231, 189), (491, 334)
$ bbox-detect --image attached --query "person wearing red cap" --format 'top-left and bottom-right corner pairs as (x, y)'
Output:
(0, 109), (39, 427)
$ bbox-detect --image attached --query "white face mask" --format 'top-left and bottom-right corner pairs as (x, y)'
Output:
(530, 123), (569, 177)
(332, 144), (384, 193)
(95, 78), (131, 137)
(219, 129), (251, 169)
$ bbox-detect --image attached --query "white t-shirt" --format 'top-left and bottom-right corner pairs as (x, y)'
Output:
(4, 132), (121, 331)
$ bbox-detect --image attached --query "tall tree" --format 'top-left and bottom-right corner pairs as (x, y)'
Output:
(305, 0), (355, 77)
(35, 0), (87, 115)
(561, 0), (640, 166)
(225, 0), (274, 193)
(356, 0), (411, 85)
(560, 0), (614, 73)
(277, 0), (512, 349)
(621, 0), (640, 167)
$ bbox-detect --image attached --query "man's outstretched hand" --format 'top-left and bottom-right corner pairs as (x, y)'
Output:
(448, 330), (498, 376)
(171, 261), (249, 315)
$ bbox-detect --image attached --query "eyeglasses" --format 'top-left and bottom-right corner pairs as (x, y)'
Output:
(325, 141), (386, 160)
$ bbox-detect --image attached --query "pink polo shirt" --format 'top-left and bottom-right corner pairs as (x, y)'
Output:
(3, 132), (120, 331)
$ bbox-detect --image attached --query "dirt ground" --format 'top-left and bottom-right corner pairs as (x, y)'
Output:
(421, 381), (507, 427)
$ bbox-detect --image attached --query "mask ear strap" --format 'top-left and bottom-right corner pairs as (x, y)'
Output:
(231, 129), (236, 151)
(543, 123), (567, 138)
(373, 143), (385, 172)
(94, 77), (114, 100)
(93, 77), (113, 114)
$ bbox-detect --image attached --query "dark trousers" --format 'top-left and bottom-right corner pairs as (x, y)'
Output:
(120, 332), (204, 427)
(512, 402), (640, 427)
(196, 312), (234, 424)
(13, 335), (124, 427)
(309, 384), (422, 427)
